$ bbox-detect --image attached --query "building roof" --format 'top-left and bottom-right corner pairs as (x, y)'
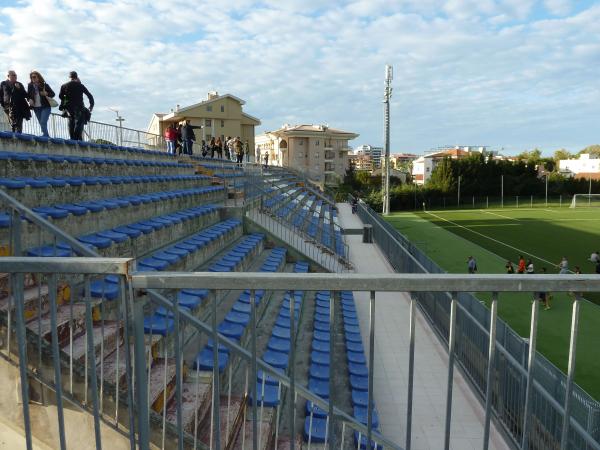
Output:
(158, 93), (259, 123)
(266, 124), (359, 139)
(575, 173), (600, 180)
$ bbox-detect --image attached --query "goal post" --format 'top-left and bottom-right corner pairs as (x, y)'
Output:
(569, 194), (600, 208)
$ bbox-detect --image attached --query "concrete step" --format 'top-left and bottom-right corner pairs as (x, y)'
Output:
(148, 358), (177, 413)
(62, 320), (122, 364)
(165, 381), (211, 434)
(26, 303), (87, 347)
(0, 284), (50, 321)
(198, 396), (245, 448)
(231, 405), (274, 450)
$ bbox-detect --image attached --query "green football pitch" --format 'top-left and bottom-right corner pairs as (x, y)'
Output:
(384, 207), (600, 401)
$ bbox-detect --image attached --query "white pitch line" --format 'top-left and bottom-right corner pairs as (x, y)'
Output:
(479, 210), (517, 220)
(424, 210), (560, 270)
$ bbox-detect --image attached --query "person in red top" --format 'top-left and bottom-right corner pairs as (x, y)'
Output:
(164, 124), (177, 155)
(517, 255), (526, 274)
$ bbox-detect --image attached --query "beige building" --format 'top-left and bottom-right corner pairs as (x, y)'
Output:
(148, 92), (261, 156)
(255, 124), (358, 187)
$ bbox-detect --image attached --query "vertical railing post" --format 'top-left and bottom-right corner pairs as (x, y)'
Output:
(483, 292), (498, 450)
(120, 278), (137, 450)
(250, 289), (258, 450)
(84, 277), (103, 450)
(560, 296), (581, 450)
(49, 274), (67, 450)
(212, 290), (221, 450)
(367, 291), (376, 450)
(405, 293), (416, 450)
(328, 291), (336, 449)
(444, 293), (458, 450)
(289, 291), (296, 450)
(173, 296), (184, 450)
(521, 296), (539, 450)
(131, 285), (150, 449)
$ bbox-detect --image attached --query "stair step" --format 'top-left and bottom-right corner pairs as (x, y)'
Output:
(165, 381), (211, 433)
(149, 358), (177, 412)
(0, 284), (50, 321)
(101, 343), (130, 388)
(62, 320), (122, 363)
(231, 406), (274, 450)
(199, 396), (245, 448)
(26, 303), (87, 346)
(0, 272), (39, 299)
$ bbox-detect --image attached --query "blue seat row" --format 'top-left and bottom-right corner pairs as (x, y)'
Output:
(0, 150), (192, 168)
(0, 131), (172, 157)
(341, 291), (382, 450)
(21, 185), (223, 222)
(0, 174), (209, 190)
(194, 247), (289, 374)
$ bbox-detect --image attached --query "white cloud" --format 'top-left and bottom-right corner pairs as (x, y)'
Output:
(543, 0), (572, 16)
(0, 0), (597, 154)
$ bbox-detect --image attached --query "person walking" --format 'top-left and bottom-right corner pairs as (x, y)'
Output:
(467, 256), (477, 274)
(27, 70), (55, 137)
(558, 256), (569, 274)
(58, 71), (94, 141)
(1, 70), (31, 133)
(164, 124), (177, 155)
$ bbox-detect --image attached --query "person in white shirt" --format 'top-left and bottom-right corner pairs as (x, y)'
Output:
(558, 256), (569, 274)
(589, 251), (599, 263)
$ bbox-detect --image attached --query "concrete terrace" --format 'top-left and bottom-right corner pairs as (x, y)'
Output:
(337, 202), (511, 450)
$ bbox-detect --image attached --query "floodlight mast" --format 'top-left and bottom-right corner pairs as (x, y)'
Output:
(382, 64), (393, 215)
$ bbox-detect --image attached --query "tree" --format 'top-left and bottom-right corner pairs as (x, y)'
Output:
(515, 148), (542, 166)
(579, 145), (600, 158)
(427, 157), (455, 193)
(553, 148), (572, 168)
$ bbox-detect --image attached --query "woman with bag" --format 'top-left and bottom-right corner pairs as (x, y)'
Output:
(27, 70), (56, 137)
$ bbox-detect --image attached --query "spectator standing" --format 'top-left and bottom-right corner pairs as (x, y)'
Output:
(27, 71), (55, 138)
(244, 140), (250, 163)
(558, 256), (569, 274)
(234, 136), (244, 166)
(214, 137), (222, 158)
(226, 136), (234, 160)
(263, 151), (269, 168)
(590, 251), (599, 264)
(505, 261), (515, 274)
(467, 256), (477, 274)
(164, 124), (177, 155)
(1, 70), (31, 133)
(180, 120), (196, 155)
(526, 259), (534, 274)
(538, 267), (551, 310)
(517, 255), (526, 274)
(175, 123), (183, 155)
(58, 71), (94, 141)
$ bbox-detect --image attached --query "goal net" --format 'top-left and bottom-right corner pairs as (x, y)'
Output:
(569, 194), (600, 208)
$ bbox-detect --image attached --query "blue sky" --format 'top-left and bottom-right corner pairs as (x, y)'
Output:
(1, 0), (598, 155)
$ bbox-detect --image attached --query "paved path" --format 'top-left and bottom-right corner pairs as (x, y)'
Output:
(337, 202), (511, 450)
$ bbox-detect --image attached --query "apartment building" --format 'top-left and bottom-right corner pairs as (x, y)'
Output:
(256, 124), (359, 187)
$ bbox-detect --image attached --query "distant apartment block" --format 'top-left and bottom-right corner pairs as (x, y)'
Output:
(148, 92), (261, 156)
(256, 124), (359, 187)
(412, 146), (496, 185)
(354, 145), (383, 168)
(559, 153), (600, 179)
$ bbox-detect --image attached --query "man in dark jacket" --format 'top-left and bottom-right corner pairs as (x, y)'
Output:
(58, 71), (94, 141)
(180, 120), (202, 155)
(0, 70), (31, 133)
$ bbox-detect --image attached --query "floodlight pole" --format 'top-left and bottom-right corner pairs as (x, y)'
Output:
(545, 174), (548, 207)
(382, 65), (393, 215)
(108, 108), (125, 146)
(589, 177), (592, 206)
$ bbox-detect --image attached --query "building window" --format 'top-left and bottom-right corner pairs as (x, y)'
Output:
(325, 162), (335, 171)
(206, 134), (212, 140)
(220, 105), (225, 112)
(315, 152), (319, 158)
(207, 105), (212, 112)
(221, 120), (224, 127)
(299, 140), (303, 146)
(205, 119), (212, 127)
(339, 151), (344, 158)
(315, 140), (320, 146)
(325, 150), (334, 160)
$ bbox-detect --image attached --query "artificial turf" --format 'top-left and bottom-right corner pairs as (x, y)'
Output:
(384, 207), (600, 401)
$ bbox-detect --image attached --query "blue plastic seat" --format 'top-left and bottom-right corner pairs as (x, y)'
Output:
(113, 226), (142, 238)
(267, 336), (290, 353)
(55, 203), (87, 216)
(232, 301), (251, 314)
(250, 382), (280, 407)
(27, 245), (71, 257)
(308, 378), (329, 398)
(351, 389), (368, 407)
(90, 279), (119, 300)
(353, 432), (383, 450)
(32, 206), (69, 219)
(143, 314), (174, 336)
(153, 251), (179, 264)
(128, 222), (153, 234)
(0, 179), (26, 189)
(347, 351), (366, 365)
(305, 401), (328, 418)
(309, 363), (329, 381)
(78, 233), (112, 249)
(176, 291), (203, 309)
(224, 311), (249, 326)
(217, 321), (244, 340)
(310, 351), (329, 366)
(353, 406), (379, 428)
(165, 246), (189, 258)
(75, 201), (105, 213)
(194, 348), (228, 372)
(257, 369), (282, 386)
(350, 375), (368, 391)
(96, 230), (129, 244)
(0, 213), (10, 228)
(181, 288), (208, 298)
(206, 339), (229, 354)
(345, 332), (362, 343)
(263, 350), (288, 369)
(313, 321), (330, 332)
(313, 330), (330, 342)
(348, 362), (369, 377)
(271, 326), (290, 339)
(138, 257), (169, 271)
(312, 339), (329, 353)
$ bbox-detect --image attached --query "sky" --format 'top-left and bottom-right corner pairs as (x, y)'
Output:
(0, 0), (598, 155)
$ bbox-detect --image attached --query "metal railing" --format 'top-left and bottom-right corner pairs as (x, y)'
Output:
(2, 258), (600, 450)
(355, 198), (600, 450)
(11, 112), (168, 152)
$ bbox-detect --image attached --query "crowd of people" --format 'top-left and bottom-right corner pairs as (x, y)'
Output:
(163, 124), (250, 165)
(1, 70), (94, 141)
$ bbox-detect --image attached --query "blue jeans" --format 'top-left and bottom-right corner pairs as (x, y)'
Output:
(166, 140), (175, 154)
(183, 140), (194, 155)
(33, 107), (51, 137)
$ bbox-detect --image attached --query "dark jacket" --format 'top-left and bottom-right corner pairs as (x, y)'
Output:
(181, 124), (201, 141)
(27, 82), (56, 108)
(58, 80), (94, 113)
(0, 80), (30, 118)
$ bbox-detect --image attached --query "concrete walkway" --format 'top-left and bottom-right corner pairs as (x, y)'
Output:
(337, 203), (511, 450)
